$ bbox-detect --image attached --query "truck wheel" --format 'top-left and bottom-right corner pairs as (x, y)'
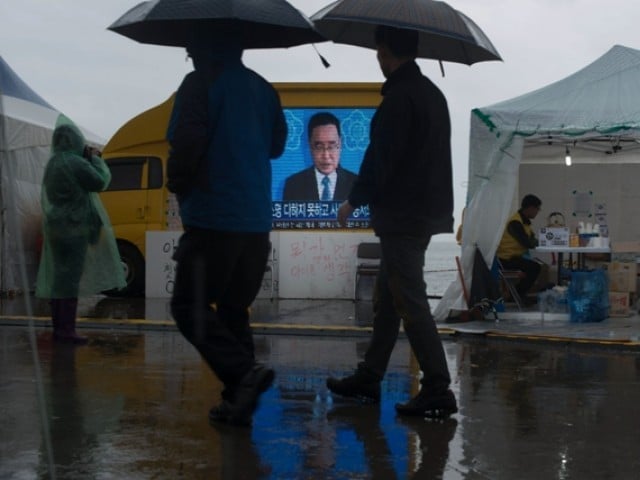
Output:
(105, 242), (145, 297)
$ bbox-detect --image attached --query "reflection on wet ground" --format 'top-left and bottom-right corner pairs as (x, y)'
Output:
(2, 323), (640, 479)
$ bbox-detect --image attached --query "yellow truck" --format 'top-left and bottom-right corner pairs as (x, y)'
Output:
(100, 82), (381, 296)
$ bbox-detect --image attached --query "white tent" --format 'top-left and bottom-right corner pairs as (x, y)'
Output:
(0, 55), (104, 294)
(435, 45), (640, 320)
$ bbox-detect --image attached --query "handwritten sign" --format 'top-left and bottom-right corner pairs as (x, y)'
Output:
(145, 231), (181, 298)
(145, 230), (376, 299)
(277, 232), (376, 299)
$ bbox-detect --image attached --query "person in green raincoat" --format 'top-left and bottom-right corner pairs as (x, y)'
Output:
(36, 114), (125, 344)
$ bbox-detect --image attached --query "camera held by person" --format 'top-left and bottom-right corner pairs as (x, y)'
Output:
(83, 145), (100, 160)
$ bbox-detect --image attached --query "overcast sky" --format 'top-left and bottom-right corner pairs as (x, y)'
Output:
(1, 0), (639, 227)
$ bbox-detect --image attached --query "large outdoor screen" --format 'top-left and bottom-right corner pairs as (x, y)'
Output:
(272, 107), (375, 229)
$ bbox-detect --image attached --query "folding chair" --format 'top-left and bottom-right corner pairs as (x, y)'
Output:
(495, 258), (525, 311)
(354, 242), (381, 301)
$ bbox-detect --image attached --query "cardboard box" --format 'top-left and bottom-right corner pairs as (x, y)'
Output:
(611, 241), (640, 263)
(608, 291), (632, 317)
(538, 227), (570, 247)
(611, 241), (640, 253)
(605, 262), (637, 292)
(611, 252), (640, 263)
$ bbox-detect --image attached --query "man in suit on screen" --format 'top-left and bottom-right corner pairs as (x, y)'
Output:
(283, 112), (357, 201)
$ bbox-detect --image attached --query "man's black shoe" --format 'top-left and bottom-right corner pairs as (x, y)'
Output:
(227, 364), (275, 420)
(326, 372), (381, 403)
(395, 389), (458, 418)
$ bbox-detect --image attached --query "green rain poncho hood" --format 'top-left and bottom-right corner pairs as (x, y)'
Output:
(36, 114), (125, 298)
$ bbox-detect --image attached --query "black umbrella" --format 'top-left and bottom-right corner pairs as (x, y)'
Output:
(311, 0), (501, 65)
(108, 0), (326, 49)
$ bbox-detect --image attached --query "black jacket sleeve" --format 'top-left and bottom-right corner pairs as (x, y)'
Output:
(166, 71), (209, 194)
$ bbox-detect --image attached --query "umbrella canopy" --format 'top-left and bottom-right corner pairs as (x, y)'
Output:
(109, 0), (325, 49)
(311, 0), (501, 65)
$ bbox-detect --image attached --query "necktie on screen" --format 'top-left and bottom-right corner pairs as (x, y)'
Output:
(321, 175), (331, 201)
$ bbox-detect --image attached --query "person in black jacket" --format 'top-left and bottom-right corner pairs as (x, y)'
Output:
(282, 112), (357, 201)
(327, 25), (457, 418)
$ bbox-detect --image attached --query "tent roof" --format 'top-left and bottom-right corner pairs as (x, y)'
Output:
(0, 55), (105, 146)
(474, 45), (640, 138)
(0, 55), (54, 109)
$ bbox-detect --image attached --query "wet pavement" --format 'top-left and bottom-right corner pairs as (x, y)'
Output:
(1, 295), (640, 479)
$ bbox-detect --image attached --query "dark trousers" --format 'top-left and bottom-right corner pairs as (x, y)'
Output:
(50, 298), (79, 334)
(499, 256), (541, 296)
(50, 233), (88, 298)
(361, 235), (451, 393)
(170, 227), (270, 389)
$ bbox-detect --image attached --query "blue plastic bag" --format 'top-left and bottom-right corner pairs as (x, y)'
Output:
(567, 269), (609, 323)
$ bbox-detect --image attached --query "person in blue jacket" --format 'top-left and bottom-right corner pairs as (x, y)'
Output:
(167, 28), (287, 426)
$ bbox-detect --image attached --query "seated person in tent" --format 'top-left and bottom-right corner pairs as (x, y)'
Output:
(496, 194), (543, 302)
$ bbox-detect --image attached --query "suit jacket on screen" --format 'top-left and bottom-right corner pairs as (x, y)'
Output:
(282, 166), (358, 201)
